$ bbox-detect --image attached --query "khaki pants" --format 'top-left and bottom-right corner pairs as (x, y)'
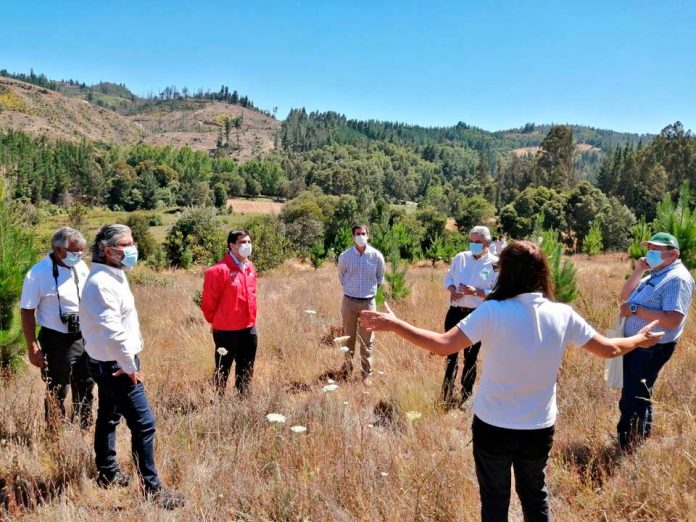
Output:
(341, 296), (376, 377)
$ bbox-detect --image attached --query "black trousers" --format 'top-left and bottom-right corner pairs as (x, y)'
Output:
(473, 416), (554, 522)
(38, 327), (95, 428)
(213, 327), (258, 396)
(441, 306), (481, 405)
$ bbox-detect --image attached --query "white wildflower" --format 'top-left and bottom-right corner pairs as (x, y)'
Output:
(406, 411), (422, 421)
(333, 335), (351, 346)
(304, 310), (317, 315)
(340, 346), (350, 353)
(322, 384), (339, 393)
(266, 413), (287, 423)
(327, 378), (336, 384)
(377, 371), (385, 375)
(216, 347), (229, 356)
(640, 378), (647, 384)
(380, 472), (389, 477)
(291, 425), (307, 433)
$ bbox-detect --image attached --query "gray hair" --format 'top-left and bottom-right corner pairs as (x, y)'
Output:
(51, 227), (86, 250)
(91, 224), (132, 264)
(469, 225), (492, 242)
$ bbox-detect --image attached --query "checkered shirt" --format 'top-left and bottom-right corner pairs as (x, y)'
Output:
(337, 245), (385, 299)
(624, 260), (695, 343)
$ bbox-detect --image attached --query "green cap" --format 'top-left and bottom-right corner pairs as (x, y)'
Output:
(642, 232), (680, 249)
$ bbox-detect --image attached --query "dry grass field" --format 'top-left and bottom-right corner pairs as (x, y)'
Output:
(2, 254), (696, 520)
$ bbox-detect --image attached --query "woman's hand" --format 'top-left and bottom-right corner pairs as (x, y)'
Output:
(359, 303), (398, 332)
(635, 320), (664, 348)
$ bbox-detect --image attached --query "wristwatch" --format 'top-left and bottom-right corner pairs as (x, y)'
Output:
(629, 304), (639, 315)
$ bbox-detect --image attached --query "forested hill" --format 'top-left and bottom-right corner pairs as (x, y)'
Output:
(279, 109), (651, 154)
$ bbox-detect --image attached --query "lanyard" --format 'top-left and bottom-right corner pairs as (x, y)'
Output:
(50, 253), (81, 318)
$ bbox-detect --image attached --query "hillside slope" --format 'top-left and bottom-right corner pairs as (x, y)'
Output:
(0, 76), (145, 144)
(132, 100), (279, 161)
(0, 77), (280, 160)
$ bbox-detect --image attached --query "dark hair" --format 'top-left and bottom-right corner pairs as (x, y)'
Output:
(227, 230), (250, 247)
(352, 224), (369, 235)
(487, 240), (555, 301)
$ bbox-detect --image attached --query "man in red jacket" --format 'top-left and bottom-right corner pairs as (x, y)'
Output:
(201, 230), (258, 397)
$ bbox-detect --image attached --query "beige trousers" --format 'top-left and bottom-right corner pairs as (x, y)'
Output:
(341, 296), (376, 377)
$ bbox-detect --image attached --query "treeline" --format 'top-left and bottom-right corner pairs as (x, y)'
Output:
(0, 68), (59, 91)
(280, 109), (649, 154)
(0, 130), (285, 210)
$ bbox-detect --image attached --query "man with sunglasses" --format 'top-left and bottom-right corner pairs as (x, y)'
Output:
(618, 232), (694, 451)
(20, 226), (94, 429)
(441, 225), (498, 409)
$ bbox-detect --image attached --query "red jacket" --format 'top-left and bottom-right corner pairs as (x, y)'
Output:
(201, 254), (257, 331)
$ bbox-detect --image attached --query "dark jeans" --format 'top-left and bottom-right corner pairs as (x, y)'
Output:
(213, 327), (258, 396)
(87, 356), (161, 492)
(472, 416), (554, 522)
(617, 341), (676, 450)
(38, 327), (94, 428)
(441, 306), (481, 405)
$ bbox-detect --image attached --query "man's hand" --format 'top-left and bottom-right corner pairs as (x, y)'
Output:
(448, 285), (463, 301)
(634, 257), (650, 273)
(459, 284), (478, 296)
(27, 341), (44, 368)
(112, 369), (143, 385)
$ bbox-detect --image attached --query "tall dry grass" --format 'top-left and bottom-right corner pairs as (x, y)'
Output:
(1, 254), (696, 520)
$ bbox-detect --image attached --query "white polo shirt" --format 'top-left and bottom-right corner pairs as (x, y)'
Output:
(444, 250), (498, 308)
(458, 292), (596, 429)
(79, 263), (143, 374)
(20, 254), (89, 334)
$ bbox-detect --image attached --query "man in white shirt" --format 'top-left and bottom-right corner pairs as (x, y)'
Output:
(20, 227), (94, 428)
(441, 225), (498, 408)
(80, 224), (183, 509)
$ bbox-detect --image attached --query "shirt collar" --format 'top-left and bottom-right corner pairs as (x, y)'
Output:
(229, 252), (248, 269)
(92, 262), (126, 281)
(651, 259), (682, 278)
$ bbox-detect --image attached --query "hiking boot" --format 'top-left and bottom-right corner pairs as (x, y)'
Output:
(146, 487), (185, 510)
(96, 470), (131, 488)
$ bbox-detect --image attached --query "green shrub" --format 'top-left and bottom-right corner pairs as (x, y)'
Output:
(242, 215), (292, 273)
(628, 217), (651, 260)
(582, 221), (603, 256)
(652, 180), (696, 269)
(0, 183), (39, 369)
(163, 207), (223, 267)
(540, 229), (578, 303)
(126, 214), (158, 260)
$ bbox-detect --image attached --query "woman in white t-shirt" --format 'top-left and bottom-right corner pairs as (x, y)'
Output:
(359, 240), (662, 522)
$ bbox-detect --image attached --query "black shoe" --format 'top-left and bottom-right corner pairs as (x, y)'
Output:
(146, 487), (185, 510)
(96, 470), (131, 488)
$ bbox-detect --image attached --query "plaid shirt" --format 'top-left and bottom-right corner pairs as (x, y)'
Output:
(338, 245), (385, 299)
(624, 260), (695, 343)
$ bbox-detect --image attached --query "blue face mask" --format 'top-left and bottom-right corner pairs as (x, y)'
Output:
(469, 243), (484, 256)
(63, 251), (83, 267)
(645, 249), (664, 268)
(117, 246), (139, 268)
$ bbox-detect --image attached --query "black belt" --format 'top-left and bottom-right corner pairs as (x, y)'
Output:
(450, 305), (475, 312)
(344, 295), (374, 301)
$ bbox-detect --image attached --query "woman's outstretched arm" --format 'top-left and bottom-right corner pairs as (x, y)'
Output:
(581, 320), (664, 358)
(359, 304), (473, 357)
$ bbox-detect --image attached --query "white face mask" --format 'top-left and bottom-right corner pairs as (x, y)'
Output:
(354, 234), (368, 247)
(238, 243), (252, 258)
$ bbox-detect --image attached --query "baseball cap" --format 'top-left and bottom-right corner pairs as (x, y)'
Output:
(642, 232), (680, 249)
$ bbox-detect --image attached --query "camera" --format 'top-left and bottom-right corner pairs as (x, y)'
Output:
(61, 313), (81, 334)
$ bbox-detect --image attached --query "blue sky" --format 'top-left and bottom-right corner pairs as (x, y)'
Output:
(1, 0), (694, 134)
